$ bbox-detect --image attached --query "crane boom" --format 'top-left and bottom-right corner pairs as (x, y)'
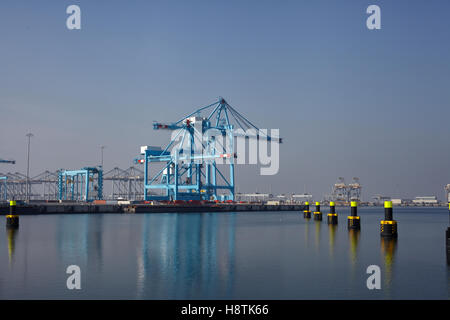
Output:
(0, 158), (15, 164)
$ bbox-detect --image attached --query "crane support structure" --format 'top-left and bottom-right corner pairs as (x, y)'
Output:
(0, 157), (15, 201)
(136, 98), (280, 202)
(331, 177), (362, 204)
(58, 167), (103, 202)
(0, 176), (7, 201)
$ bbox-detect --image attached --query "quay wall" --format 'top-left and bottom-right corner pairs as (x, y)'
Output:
(0, 203), (306, 215)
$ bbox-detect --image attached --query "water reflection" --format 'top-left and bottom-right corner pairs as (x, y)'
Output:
(136, 214), (150, 298)
(347, 229), (361, 292)
(304, 217), (310, 247)
(328, 224), (337, 258)
(348, 229), (360, 266)
(135, 212), (237, 299)
(380, 237), (397, 295)
(55, 214), (105, 274)
(225, 213), (236, 297)
(87, 214), (104, 272)
(314, 220), (321, 251)
(6, 227), (18, 266)
(2, 209), (448, 299)
(57, 215), (89, 264)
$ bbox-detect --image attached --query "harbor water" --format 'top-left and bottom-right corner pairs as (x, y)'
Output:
(0, 207), (449, 299)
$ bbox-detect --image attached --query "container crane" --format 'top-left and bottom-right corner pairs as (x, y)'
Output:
(136, 98), (281, 201)
(58, 167), (103, 202)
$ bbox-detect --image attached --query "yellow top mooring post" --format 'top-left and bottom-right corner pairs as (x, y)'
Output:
(350, 201), (357, 216)
(304, 201), (309, 210)
(347, 201), (360, 229)
(7, 200), (17, 217)
(384, 200), (393, 220)
(303, 201), (311, 216)
(6, 200), (19, 229)
(381, 200), (397, 237)
(329, 201), (336, 214)
(313, 201), (323, 220)
(303, 201), (311, 219)
(327, 201), (338, 224)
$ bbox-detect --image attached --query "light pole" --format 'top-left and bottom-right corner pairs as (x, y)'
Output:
(100, 145), (106, 169)
(26, 133), (34, 202)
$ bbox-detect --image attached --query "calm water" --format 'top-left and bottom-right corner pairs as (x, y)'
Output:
(0, 207), (449, 299)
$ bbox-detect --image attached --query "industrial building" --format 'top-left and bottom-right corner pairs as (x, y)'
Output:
(412, 196), (438, 205)
(291, 193), (313, 203)
(236, 193), (272, 202)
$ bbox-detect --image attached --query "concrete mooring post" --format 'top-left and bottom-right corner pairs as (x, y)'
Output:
(314, 201), (322, 221)
(327, 201), (338, 224)
(347, 201), (360, 230)
(303, 201), (311, 219)
(380, 200), (397, 238)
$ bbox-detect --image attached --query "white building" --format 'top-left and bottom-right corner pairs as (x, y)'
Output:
(291, 193), (313, 203)
(412, 196), (438, 205)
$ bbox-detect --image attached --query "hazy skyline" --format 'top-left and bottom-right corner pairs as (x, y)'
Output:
(1, 0), (450, 201)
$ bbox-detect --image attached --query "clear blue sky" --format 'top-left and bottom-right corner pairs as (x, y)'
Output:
(1, 0), (450, 201)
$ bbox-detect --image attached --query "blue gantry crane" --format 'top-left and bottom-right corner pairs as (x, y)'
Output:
(0, 158), (15, 201)
(58, 167), (103, 202)
(136, 98), (281, 202)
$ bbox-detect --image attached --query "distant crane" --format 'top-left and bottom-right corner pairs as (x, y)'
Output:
(445, 184), (450, 203)
(0, 157), (15, 200)
(331, 177), (362, 203)
(58, 167), (103, 202)
(348, 177), (362, 201)
(332, 177), (348, 202)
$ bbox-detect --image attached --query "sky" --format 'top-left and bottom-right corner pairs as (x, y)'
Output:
(1, 0), (450, 201)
